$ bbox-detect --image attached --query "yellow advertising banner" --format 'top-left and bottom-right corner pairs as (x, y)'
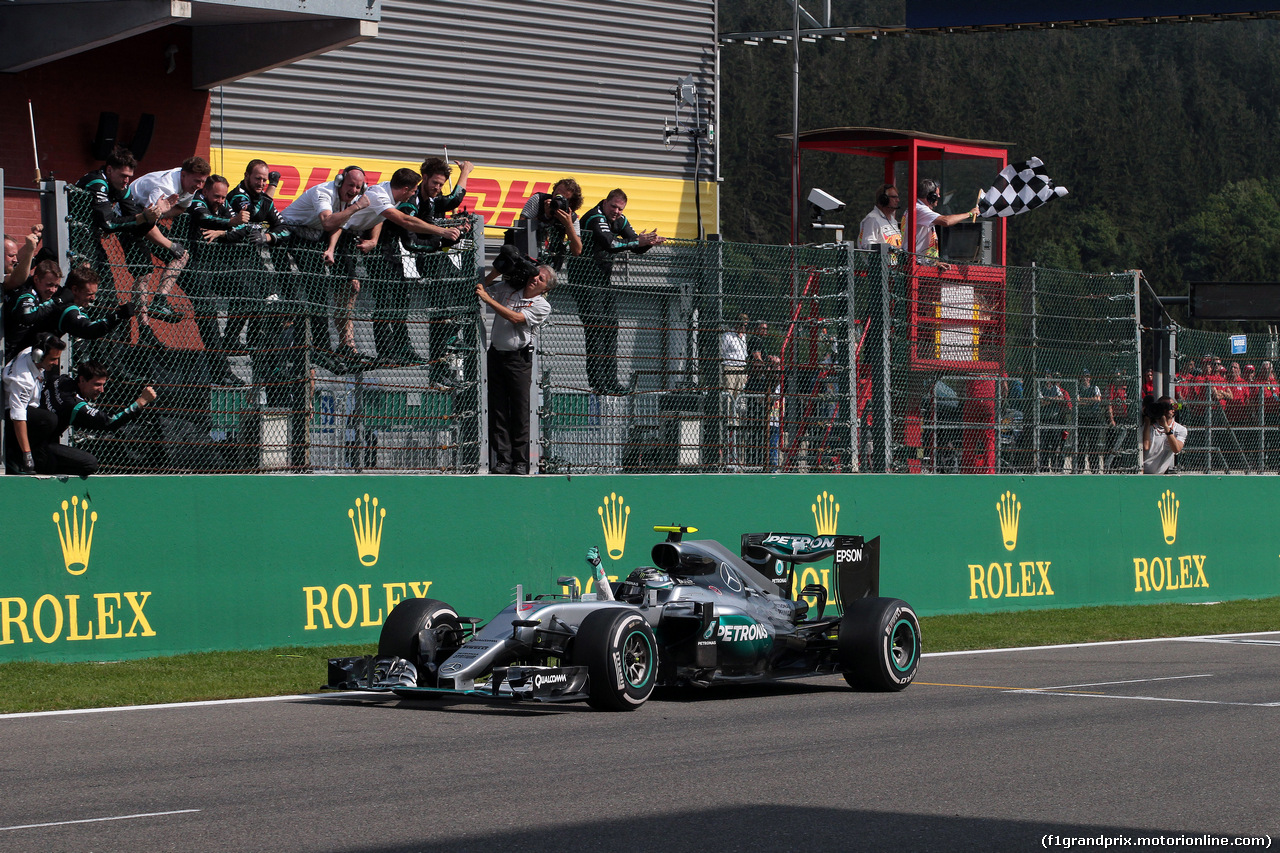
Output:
(213, 148), (715, 240)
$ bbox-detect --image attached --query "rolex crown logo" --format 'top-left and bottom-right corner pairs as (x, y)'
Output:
(349, 494), (385, 566)
(1158, 489), (1179, 545)
(598, 492), (630, 560)
(53, 496), (96, 576)
(997, 491), (1020, 552)
(812, 491), (839, 536)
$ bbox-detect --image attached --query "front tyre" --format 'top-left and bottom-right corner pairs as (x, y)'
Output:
(572, 609), (658, 711)
(378, 597), (463, 685)
(838, 597), (920, 691)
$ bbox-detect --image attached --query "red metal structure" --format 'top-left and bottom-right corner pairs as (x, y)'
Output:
(795, 127), (1010, 373)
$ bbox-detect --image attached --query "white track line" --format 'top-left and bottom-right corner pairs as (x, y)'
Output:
(0, 692), (363, 721)
(924, 630), (1280, 657)
(1016, 673), (1213, 692)
(0, 809), (200, 832)
(1013, 691), (1276, 708)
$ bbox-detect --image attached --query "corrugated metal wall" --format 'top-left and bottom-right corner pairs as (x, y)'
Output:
(215, 0), (716, 180)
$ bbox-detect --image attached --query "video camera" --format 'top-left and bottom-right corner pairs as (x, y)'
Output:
(492, 244), (539, 284)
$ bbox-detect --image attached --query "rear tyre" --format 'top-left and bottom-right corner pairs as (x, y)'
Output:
(838, 597), (920, 691)
(378, 598), (463, 685)
(572, 609), (658, 711)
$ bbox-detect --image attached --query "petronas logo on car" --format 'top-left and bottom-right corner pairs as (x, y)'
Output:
(716, 615), (772, 659)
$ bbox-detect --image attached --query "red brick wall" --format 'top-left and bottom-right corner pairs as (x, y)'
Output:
(1, 25), (211, 238)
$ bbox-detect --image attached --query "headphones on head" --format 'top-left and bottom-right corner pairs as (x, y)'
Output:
(334, 165), (366, 194)
(31, 333), (59, 366)
(877, 185), (896, 207)
(921, 180), (941, 205)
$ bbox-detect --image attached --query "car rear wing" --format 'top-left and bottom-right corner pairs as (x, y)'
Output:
(740, 532), (880, 609)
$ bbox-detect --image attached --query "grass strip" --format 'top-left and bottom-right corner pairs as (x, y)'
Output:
(0, 598), (1276, 714)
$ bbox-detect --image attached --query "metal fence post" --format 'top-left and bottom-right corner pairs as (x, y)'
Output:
(879, 247), (892, 472)
(846, 241), (858, 471)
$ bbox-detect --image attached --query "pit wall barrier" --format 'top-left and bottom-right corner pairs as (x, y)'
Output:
(1, 474), (1272, 662)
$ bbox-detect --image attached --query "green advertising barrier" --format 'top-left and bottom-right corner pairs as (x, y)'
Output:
(1, 474), (1274, 662)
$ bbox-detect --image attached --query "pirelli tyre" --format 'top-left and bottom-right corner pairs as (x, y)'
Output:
(378, 597), (463, 685)
(837, 597), (921, 691)
(572, 609), (658, 711)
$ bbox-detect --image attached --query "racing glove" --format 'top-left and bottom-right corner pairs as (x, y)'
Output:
(169, 240), (187, 260)
(268, 171), (282, 187)
(115, 302), (137, 321)
(586, 546), (601, 569)
(20, 452), (35, 475)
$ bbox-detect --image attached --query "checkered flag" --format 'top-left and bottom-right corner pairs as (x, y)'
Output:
(978, 158), (1069, 218)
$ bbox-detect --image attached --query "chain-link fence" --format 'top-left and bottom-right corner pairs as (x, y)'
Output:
(47, 184), (1142, 474)
(1166, 329), (1280, 473)
(63, 184), (483, 473)
(538, 243), (1141, 474)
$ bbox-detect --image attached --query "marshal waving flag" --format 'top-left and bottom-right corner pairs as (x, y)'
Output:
(978, 157), (1069, 218)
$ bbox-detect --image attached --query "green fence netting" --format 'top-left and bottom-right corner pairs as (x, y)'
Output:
(64, 184), (482, 473)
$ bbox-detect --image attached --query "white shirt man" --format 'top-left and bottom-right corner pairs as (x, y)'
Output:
(3, 337), (65, 472)
(857, 185), (902, 250)
(720, 316), (749, 428)
(282, 169), (371, 240)
(130, 157), (211, 218)
(342, 182), (403, 234)
(1142, 404), (1188, 474)
(912, 179), (978, 260)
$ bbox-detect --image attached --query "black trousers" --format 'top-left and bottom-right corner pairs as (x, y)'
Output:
(488, 347), (532, 468)
(579, 287), (618, 393)
(27, 408), (100, 477)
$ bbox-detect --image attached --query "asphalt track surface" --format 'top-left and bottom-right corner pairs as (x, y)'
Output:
(2, 633), (1278, 853)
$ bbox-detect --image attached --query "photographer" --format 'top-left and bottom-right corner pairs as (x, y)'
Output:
(476, 246), (556, 475)
(1142, 395), (1186, 474)
(517, 178), (583, 271)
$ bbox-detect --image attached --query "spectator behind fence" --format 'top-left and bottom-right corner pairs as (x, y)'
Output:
(4, 259), (62, 362)
(477, 246), (555, 475)
(184, 174), (243, 386)
(371, 160), (475, 374)
(224, 159), (291, 351)
(1105, 370), (1133, 471)
(42, 265), (136, 350)
(960, 373), (996, 473)
(1142, 395), (1186, 474)
(1076, 367), (1105, 473)
(281, 165), (372, 368)
(517, 179), (583, 271)
(573, 188), (665, 394)
(124, 156), (212, 325)
(4, 225), (43, 292)
(343, 168), (460, 367)
(856, 184), (902, 250)
(74, 147), (180, 318)
(574, 188), (666, 395)
(405, 157), (475, 387)
(3, 332), (65, 474)
(720, 314), (749, 435)
(32, 360), (157, 478)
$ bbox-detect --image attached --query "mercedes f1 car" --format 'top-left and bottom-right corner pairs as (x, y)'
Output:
(325, 526), (920, 711)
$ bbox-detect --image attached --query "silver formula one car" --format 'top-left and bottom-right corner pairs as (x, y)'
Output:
(325, 526), (920, 711)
